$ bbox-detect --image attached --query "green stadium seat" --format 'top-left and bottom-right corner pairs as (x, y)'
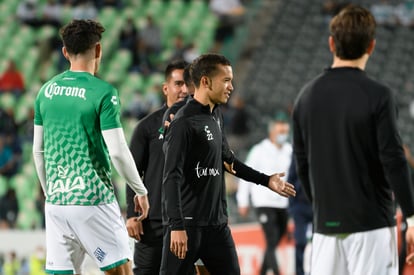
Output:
(21, 47), (40, 85)
(144, 1), (165, 19)
(17, 201), (41, 230)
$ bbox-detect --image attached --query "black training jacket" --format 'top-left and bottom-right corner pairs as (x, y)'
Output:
(163, 99), (230, 230)
(126, 104), (168, 222)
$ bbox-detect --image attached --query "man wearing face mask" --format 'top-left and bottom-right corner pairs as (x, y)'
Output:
(236, 111), (292, 275)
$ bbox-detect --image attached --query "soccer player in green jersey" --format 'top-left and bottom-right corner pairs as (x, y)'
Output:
(32, 19), (149, 275)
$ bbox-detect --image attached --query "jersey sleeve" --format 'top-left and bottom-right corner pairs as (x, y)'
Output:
(100, 86), (122, 130)
(34, 92), (43, 126)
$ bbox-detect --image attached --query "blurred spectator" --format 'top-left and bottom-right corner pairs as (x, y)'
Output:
(209, 0), (245, 52)
(18, 108), (35, 143)
(1, 133), (22, 179)
(394, 0), (414, 27)
(224, 95), (250, 152)
(169, 34), (187, 62)
(122, 91), (149, 119)
(0, 107), (22, 179)
(3, 251), (20, 275)
(0, 60), (25, 97)
(119, 17), (139, 53)
(169, 35), (200, 63)
(0, 189), (19, 229)
(72, 0), (98, 20)
(0, 134), (14, 177)
(40, 0), (63, 28)
(29, 246), (46, 275)
(95, 0), (123, 9)
(139, 15), (162, 56)
(227, 95), (249, 136)
(143, 82), (163, 114)
(182, 42), (199, 63)
(19, 258), (29, 275)
(123, 82), (163, 119)
(16, 0), (42, 27)
(0, 253), (4, 275)
(130, 39), (156, 75)
(0, 108), (19, 136)
(236, 112), (292, 275)
(370, 0), (397, 28)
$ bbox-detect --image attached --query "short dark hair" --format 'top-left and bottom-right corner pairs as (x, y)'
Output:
(164, 60), (188, 81)
(183, 64), (192, 87)
(60, 19), (105, 55)
(329, 5), (376, 60)
(190, 54), (231, 88)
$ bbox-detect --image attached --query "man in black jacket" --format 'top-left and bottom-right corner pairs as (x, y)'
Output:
(293, 5), (414, 275)
(161, 53), (296, 275)
(125, 60), (188, 275)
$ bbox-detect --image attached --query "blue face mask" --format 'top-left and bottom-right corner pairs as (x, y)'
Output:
(276, 133), (288, 145)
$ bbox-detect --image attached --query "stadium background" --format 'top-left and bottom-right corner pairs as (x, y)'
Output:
(0, 0), (414, 274)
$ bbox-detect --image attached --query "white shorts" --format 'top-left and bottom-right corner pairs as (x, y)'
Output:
(311, 226), (398, 275)
(45, 202), (132, 274)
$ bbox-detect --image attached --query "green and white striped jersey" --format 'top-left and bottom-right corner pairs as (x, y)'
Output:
(34, 71), (122, 205)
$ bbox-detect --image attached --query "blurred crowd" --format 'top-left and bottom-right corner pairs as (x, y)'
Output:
(0, 247), (46, 275)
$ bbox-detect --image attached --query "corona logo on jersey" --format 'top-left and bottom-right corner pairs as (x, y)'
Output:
(44, 82), (87, 100)
(47, 165), (86, 195)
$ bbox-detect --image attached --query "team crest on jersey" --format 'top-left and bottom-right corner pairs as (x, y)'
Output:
(204, 126), (214, 140)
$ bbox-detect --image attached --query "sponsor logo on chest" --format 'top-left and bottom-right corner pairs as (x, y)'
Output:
(44, 82), (86, 100)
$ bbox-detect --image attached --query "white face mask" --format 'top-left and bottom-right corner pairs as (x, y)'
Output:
(276, 133), (288, 145)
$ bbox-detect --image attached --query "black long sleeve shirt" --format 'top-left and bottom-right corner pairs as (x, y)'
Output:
(163, 99), (228, 229)
(163, 100), (269, 230)
(293, 67), (414, 234)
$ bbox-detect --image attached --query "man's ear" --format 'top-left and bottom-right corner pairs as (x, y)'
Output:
(201, 76), (212, 90)
(162, 83), (168, 96)
(328, 36), (335, 54)
(95, 43), (101, 59)
(62, 47), (69, 60)
(367, 39), (375, 55)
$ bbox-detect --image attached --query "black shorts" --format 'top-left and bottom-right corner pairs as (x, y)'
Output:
(133, 220), (163, 275)
(160, 223), (240, 275)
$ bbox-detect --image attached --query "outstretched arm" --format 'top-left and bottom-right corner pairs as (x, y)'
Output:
(227, 158), (296, 198)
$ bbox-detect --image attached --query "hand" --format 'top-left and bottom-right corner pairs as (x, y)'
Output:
(238, 207), (248, 217)
(164, 114), (175, 128)
(224, 161), (236, 174)
(170, 230), (188, 260)
(267, 172), (296, 198)
(134, 194), (149, 221)
(406, 226), (414, 264)
(126, 217), (143, 241)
